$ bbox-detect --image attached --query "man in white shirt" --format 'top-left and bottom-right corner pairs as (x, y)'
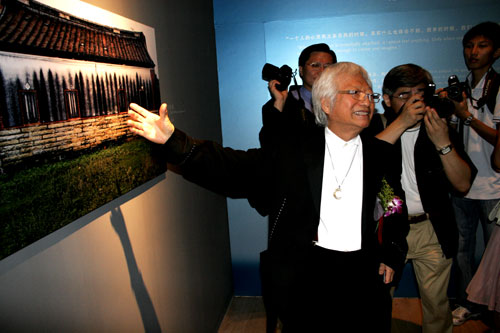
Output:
(374, 64), (475, 333)
(449, 21), (500, 326)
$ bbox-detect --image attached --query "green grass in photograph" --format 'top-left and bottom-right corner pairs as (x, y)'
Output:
(0, 138), (166, 259)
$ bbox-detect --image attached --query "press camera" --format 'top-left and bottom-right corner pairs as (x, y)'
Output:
(424, 83), (455, 119)
(444, 75), (468, 102)
(423, 75), (468, 118)
(262, 63), (293, 91)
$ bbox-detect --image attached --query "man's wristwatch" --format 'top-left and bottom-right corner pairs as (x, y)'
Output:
(463, 115), (473, 126)
(437, 144), (453, 155)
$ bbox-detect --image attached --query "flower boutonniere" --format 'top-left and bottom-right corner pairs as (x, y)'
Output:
(377, 177), (403, 218)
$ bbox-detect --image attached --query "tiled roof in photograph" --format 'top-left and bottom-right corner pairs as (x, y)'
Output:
(0, 0), (155, 68)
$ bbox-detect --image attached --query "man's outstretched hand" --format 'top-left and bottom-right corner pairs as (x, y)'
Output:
(128, 103), (175, 144)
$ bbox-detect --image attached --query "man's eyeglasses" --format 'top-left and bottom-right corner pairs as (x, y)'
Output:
(306, 62), (333, 70)
(391, 89), (426, 102)
(337, 90), (381, 103)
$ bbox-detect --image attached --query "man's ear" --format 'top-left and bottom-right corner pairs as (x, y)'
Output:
(383, 94), (392, 108)
(493, 47), (500, 60)
(321, 98), (332, 116)
(299, 66), (304, 78)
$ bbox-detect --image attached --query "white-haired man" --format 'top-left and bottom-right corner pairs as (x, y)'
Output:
(128, 62), (408, 332)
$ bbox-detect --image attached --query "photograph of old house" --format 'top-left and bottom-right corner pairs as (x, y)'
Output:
(0, 0), (163, 259)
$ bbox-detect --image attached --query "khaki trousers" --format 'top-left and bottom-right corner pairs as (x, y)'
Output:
(406, 219), (453, 333)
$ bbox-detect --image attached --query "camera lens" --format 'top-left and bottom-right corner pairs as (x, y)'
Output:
(447, 86), (460, 99)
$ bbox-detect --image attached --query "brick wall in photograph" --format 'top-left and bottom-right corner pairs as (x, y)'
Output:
(0, 113), (132, 170)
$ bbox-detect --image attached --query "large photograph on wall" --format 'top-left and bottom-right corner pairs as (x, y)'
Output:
(0, 0), (164, 259)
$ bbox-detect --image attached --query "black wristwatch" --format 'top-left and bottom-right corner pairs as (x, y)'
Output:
(437, 144), (453, 155)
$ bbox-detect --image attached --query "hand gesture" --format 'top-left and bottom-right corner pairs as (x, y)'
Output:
(398, 96), (426, 129)
(268, 80), (288, 112)
(452, 93), (470, 120)
(375, 96), (426, 144)
(127, 103), (175, 144)
(424, 108), (451, 149)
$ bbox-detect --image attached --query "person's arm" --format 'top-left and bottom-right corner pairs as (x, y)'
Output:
(128, 103), (271, 214)
(375, 96), (426, 144)
(424, 108), (473, 194)
(260, 82), (314, 148)
(268, 80), (288, 112)
(492, 127), (500, 172)
(452, 93), (497, 145)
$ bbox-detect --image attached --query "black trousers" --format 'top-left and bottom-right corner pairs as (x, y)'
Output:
(262, 245), (392, 333)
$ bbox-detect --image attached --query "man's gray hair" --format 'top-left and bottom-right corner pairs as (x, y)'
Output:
(312, 62), (372, 127)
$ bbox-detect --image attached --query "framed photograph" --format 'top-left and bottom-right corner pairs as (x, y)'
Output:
(0, 0), (164, 259)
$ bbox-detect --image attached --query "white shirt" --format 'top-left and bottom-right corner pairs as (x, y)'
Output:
(400, 126), (425, 214)
(316, 128), (363, 251)
(458, 71), (500, 199)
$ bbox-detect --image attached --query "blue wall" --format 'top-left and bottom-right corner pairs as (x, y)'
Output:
(213, 0), (500, 295)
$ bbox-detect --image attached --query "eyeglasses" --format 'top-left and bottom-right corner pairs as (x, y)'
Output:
(391, 88), (426, 102)
(337, 90), (381, 103)
(306, 62), (333, 70)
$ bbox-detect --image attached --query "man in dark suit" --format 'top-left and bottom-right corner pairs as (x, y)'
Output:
(260, 43), (336, 149)
(128, 62), (408, 332)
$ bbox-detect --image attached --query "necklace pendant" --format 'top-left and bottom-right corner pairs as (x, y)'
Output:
(333, 187), (342, 200)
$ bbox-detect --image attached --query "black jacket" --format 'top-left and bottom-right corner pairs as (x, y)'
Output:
(163, 122), (408, 272)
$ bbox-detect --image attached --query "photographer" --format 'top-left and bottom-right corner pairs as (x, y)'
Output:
(448, 21), (500, 326)
(260, 43), (336, 146)
(375, 64), (476, 333)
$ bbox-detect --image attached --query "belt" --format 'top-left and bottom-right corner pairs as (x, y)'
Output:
(408, 213), (429, 224)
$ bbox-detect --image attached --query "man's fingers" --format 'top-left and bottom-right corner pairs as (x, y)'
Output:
(127, 119), (143, 132)
(386, 270), (394, 284)
(128, 123), (143, 136)
(159, 103), (168, 122)
(129, 126), (140, 135)
(128, 109), (142, 122)
(129, 103), (149, 118)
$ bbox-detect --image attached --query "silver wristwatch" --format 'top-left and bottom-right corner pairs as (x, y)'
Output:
(437, 144), (453, 155)
(463, 115), (473, 126)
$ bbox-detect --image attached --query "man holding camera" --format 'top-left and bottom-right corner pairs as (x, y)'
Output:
(374, 64), (475, 333)
(449, 21), (500, 326)
(292, 43), (337, 112)
(260, 43), (337, 147)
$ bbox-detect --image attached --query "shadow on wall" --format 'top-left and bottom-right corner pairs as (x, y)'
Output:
(110, 207), (161, 332)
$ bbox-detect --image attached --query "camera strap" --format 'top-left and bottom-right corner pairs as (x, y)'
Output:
(469, 68), (500, 113)
(293, 73), (302, 102)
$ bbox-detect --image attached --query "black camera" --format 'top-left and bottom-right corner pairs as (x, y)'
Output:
(444, 75), (468, 102)
(424, 83), (455, 119)
(262, 63), (293, 91)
